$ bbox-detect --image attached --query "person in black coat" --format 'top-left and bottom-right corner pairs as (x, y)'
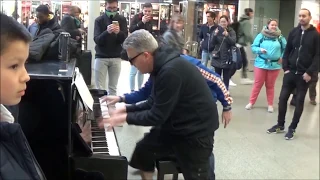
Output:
(93, 0), (128, 96)
(211, 15), (236, 89)
(128, 3), (153, 92)
(101, 29), (219, 180)
(267, 8), (320, 140)
(33, 5), (61, 37)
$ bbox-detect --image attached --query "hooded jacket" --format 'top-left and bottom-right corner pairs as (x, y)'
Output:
(125, 47), (219, 140)
(282, 24), (320, 75)
(237, 14), (254, 45)
(33, 14), (61, 37)
(251, 26), (287, 70)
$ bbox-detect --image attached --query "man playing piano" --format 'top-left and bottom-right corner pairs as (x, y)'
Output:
(100, 29), (221, 180)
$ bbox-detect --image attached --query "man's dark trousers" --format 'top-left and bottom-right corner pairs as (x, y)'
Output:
(278, 72), (310, 129)
(291, 72), (318, 103)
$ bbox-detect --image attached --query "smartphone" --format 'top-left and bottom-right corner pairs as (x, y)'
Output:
(112, 21), (119, 26)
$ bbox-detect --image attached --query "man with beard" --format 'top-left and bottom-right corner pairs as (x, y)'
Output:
(267, 8), (319, 140)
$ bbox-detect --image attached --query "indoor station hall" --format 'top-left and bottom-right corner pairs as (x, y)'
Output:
(0, 0), (319, 179)
(115, 61), (320, 180)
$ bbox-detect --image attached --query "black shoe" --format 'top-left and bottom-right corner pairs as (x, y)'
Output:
(290, 99), (296, 106)
(285, 128), (296, 140)
(267, 124), (285, 134)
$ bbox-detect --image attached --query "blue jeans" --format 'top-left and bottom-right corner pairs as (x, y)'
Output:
(201, 51), (214, 70)
(209, 153), (215, 180)
(129, 65), (144, 91)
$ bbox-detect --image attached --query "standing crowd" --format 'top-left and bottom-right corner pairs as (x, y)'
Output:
(0, 0), (319, 179)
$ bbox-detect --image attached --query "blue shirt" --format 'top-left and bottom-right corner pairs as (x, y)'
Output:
(124, 55), (232, 109)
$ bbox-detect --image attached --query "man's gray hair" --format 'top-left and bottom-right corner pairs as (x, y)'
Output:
(123, 29), (158, 53)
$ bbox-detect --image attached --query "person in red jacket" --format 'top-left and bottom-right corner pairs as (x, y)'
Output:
(316, 23), (320, 33)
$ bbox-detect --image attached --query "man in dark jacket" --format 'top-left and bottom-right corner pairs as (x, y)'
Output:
(128, 3), (153, 92)
(267, 8), (320, 140)
(198, 11), (222, 67)
(101, 29), (219, 180)
(33, 5), (61, 37)
(129, 3), (153, 34)
(93, 0), (128, 96)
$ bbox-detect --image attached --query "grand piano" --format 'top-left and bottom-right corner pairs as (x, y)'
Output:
(18, 59), (128, 180)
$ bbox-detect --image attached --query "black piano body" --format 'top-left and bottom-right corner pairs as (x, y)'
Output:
(18, 60), (128, 180)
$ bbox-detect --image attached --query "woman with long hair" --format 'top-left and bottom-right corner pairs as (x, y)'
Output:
(245, 19), (287, 112)
(162, 14), (185, 53)
(210, 15), (236, 89)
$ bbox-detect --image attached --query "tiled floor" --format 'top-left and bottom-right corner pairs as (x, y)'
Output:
(111, 61), (319, 180)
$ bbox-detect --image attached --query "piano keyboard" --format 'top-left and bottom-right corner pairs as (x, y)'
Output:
(90, 99), (120, 156)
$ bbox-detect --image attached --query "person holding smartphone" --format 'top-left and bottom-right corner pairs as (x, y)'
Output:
(210, 15), (236, 89)
(93, 0), (128, 97)
(128, 3), (153, 92)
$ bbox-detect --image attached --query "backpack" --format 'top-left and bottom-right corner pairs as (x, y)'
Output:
(230, 46), (243, 70)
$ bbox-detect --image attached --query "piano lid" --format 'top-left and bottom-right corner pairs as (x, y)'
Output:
(26, 59), (76, 80)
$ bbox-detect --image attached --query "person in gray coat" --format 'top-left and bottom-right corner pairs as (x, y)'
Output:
(162, 14), (185, 54)
(211, 15), (236, 89)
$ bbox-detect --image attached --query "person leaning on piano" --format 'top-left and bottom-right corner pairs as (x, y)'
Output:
(100, 29), (221, 180)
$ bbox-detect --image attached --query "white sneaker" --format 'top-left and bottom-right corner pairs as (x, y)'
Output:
(245, 103), (253, 110)
(268, 106), (274, 113)
(240, 78), (254, 85)
(229, 79), (237, 86)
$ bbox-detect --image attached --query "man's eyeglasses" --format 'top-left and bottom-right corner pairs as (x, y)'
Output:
(128, 52), (144, 65)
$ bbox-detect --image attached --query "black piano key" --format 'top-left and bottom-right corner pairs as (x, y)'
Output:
(92, 152), (110, 155)
(93, 148), (109, 152)
(92, 132), (105, 136)
(92, 137), (106, 141)
(91, 128), (104, 132)
(93, 142), (108, 147)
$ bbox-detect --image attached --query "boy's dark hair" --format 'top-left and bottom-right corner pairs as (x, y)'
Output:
(0, 13), (32, 54)
(36, 5), (50, 15)
(105, 0), (118, 4)
(143, 3), (152, 9)
(206, 11), (216, 19)
(244, 8), (253, 16)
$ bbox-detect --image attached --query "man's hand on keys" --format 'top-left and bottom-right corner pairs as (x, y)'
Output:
(100, 95), (120, 105)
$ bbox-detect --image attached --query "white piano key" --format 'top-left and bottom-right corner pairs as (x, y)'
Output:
(104, 128), (120, 156)
(98, 99), (120, 156)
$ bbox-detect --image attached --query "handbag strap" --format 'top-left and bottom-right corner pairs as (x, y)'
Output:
(217, 37), (226, 51)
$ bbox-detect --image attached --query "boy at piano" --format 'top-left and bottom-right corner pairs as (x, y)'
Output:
(0, 13), (46, 179)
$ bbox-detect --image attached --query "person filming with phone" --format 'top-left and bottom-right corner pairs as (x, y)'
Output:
(210, 15), (236, 89)
(128, 3), (153, 92)
(93, 0), (128, 98)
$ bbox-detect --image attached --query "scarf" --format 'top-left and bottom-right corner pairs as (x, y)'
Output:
(261, 26), (281, 38)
